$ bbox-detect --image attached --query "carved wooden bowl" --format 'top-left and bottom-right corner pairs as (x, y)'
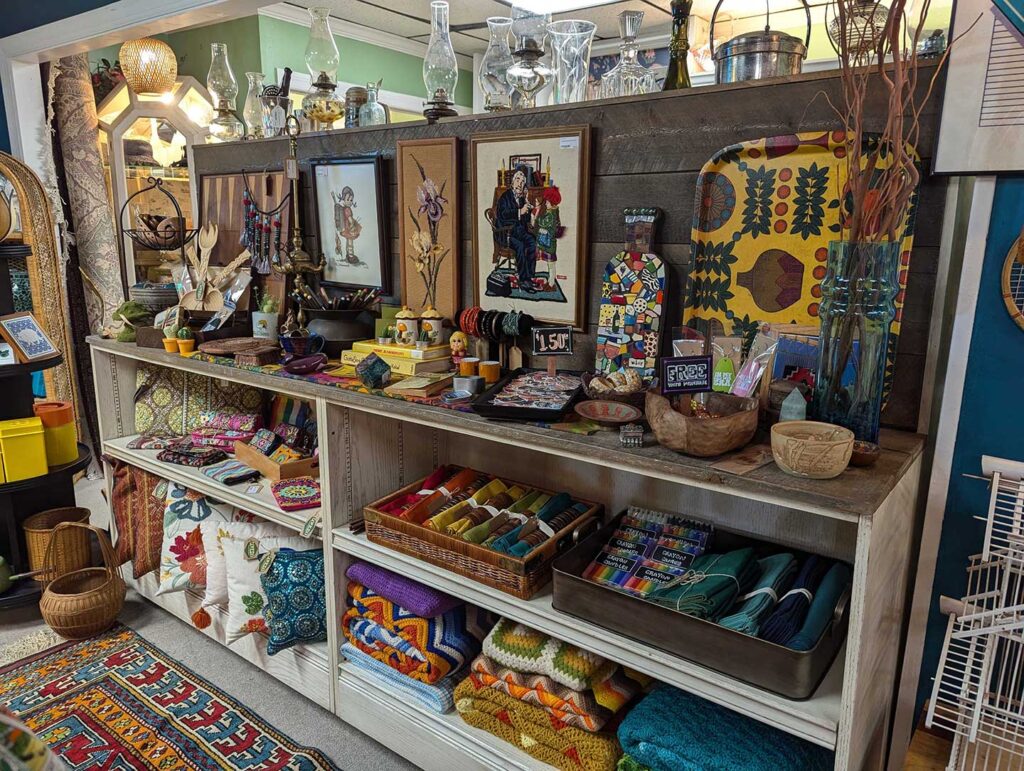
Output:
(771, 420), (854, 479)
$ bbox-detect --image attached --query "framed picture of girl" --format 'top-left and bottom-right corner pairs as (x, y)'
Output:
(471, 126), (591, 329)
(310, 156), (389, 289)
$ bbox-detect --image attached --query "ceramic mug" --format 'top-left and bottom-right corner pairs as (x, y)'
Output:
(280, 333), (325, 357)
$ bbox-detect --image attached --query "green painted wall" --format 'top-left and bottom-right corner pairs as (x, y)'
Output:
(165, 17), (262, 98)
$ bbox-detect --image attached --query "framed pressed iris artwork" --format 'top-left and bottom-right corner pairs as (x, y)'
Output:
(471, 126), (591, 329)
(397, 138), (459, 320)
(311, 156), (389, 290)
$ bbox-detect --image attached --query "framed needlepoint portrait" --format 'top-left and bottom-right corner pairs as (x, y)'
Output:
(471, 126), (591, 329)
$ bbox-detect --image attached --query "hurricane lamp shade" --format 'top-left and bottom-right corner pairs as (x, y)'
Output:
(119, 38), (177, 96)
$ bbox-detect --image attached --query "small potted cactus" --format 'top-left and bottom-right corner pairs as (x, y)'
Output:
(162, 325), (179, 352)
(176, 326), (195, 355)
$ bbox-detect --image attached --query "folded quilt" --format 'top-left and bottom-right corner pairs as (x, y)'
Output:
(617, 684), (833, 771)
(646, 547), (759, 620)
(345, 560), (462, 618)
(341, 642), (456, 713)
(470, 654), (641, 733)
(455, 674), (622, 771)
(344, 583), (492, 684)
(483, 618), (617, 692)
(717, 553), (797, 636)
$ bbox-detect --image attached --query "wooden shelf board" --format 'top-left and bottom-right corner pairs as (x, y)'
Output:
(89, 338), (926, 521)
(337, 662), (551, 771)
(333, 528), (842, 750)
(103, 436), (321, 535)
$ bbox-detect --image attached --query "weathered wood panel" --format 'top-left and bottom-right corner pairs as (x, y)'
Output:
(193, 65), (946, 430)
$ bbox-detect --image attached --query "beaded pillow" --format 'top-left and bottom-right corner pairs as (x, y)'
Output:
(261, 548), (328, 655)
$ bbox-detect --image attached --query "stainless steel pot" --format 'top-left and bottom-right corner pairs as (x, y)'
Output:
(711, 0), (810, 84)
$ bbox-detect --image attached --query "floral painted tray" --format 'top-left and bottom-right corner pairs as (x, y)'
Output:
(683, 131), (919, 399)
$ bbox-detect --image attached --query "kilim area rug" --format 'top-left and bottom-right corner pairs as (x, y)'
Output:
(0, 625), (338, 770)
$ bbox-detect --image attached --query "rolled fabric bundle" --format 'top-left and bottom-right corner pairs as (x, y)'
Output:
(463, 490), (542, 544)
(508, 502), (590, 558)
(345, 560), (462, 618)
(785, 561), (852, 651)
(759, 555), (831, 645)
(616, 684), (834, 771)
(646, 548), (759, 620)
(424, 478), (507, 532)
(717, 553), (797, 636)
(490, 493), (571, 554)
(483, 493), (551, 546)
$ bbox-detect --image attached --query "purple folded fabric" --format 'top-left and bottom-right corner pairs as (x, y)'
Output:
(345, 560), (462, 618)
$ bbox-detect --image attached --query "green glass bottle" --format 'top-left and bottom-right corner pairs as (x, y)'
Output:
(662, 0), (693, 91)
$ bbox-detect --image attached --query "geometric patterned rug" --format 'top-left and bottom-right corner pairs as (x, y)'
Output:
(0, 625), (339, 770)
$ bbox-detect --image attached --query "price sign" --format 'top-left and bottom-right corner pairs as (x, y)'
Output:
(661, 355), (713, 395)
(531, 326), (574, 356)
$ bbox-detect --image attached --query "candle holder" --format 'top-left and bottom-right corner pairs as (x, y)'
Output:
(422, 1), (459, 122)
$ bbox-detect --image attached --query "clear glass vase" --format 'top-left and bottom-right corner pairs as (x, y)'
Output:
(359, 82), (387, 126)
(423, 1), (458, 106)
(302, 6), (343, 126)
(547, 20), (595, 105)
(479, 17), (514, 112)
(600, 11), (656, 98)
(507, 5), (552, 109)
(243, 72), (265, 138)
(207, 44), (243, 142)
(812, 241), (900, 443)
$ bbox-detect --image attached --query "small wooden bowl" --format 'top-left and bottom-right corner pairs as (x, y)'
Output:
(771, 421), (854, 479)
(574, 399), (643, 429)
(850, 440), (880, 467)
(581, 372), (645, 408)
(645, 389), (759, 457)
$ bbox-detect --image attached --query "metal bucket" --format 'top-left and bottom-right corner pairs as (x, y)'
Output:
(710, 0), (810, 84)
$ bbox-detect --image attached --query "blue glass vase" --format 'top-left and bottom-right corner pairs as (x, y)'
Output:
(812, 241), (900, 443)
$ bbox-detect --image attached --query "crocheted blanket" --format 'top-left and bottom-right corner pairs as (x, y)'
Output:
(455, 674), (622, 771)
(343, 582), (492, 684)
(470, 655), (643, 733)
(341, 642), (456, 713)
(483, 618), (616, 691)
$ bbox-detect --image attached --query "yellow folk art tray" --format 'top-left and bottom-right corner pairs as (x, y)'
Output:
(683, 131), (919, 396)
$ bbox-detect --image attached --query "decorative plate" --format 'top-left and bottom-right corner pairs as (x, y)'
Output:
(574, 399), (643, 428)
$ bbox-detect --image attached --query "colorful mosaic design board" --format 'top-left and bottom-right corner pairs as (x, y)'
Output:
(683, 132), (919, 396)
(595, 209), (666, 380)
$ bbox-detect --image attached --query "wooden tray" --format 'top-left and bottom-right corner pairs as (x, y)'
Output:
(364, 469), (602, 599)
(233, 440), (320, 482)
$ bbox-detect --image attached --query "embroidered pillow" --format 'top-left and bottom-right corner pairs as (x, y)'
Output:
(261, 548), (328, 655)
(156, 482), (250, 595)
(107, 460), (167, 578)
(222, 534), (316, 643)
(199, 519), (292, 620)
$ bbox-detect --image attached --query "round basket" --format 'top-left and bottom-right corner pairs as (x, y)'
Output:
(40, 522), (125, 640)
(129, 283), (180, 315)
(645, 389), (759, 457)
(23, 507), (91, 583)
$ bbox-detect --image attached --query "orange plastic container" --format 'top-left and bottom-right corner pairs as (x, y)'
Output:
(33, 401), (78, 467)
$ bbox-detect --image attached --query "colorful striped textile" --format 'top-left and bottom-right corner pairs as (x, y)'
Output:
(455, 674), (622, 771)
(483, 618), (617, 692)
(470, 654), (644, 732)
(341, 642), (457, 713)
(343, 582), (492, 684)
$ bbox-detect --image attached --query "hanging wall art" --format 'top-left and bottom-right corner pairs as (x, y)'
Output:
(471, 126), (591, 329)
(397, 137), (459, 320)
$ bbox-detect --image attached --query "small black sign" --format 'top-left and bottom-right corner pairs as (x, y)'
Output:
(532, 326), (574, 356)
(661, 355), (713, 394)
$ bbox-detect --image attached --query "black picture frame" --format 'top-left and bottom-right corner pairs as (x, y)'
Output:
(309, 155), (389, 291)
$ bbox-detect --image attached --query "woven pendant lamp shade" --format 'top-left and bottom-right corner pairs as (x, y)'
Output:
(119, 38), (177, 95)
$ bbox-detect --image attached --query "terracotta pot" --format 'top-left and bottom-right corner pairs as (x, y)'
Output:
(162, 338), (178, 352)
(177, 338), (196, 355)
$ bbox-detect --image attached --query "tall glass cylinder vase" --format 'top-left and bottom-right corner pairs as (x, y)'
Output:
(812, 241), (900, 443)
(423, 1), (458, 109)
(479, 17), (514, 111)
(243, 72), (265, 138)
(547, 20), (596, 104)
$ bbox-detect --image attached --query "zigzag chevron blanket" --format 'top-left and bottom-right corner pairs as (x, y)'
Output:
(455, 674), (621, 771)
(343, 581), (493, 684)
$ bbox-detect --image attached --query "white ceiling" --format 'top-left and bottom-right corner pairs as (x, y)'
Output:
(281, 0), (824, 56)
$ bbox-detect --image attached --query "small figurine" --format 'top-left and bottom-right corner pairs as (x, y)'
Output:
(450, 331), (469, 366)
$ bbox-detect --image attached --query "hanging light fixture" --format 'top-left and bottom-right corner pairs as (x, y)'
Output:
(119, 38), (177, 95)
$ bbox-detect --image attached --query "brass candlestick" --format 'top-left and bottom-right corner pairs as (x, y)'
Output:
(273, 116), (323, 329)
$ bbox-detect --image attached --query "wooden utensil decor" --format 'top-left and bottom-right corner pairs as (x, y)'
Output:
(180, 223), (252, 312)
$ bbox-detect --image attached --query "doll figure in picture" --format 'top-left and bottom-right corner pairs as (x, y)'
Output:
(450, 331), (468, 366)
(494, 165), (538, 293)
(534, 186), (564, 292)
(332, 186), (362, 266)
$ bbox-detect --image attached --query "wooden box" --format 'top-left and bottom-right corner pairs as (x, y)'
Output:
(364, 470), (602, 599)
(233, 440), (320, 481)
(135, 326), (167, 350)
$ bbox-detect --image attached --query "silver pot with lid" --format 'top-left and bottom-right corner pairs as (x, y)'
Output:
(711, 0), (810, 84)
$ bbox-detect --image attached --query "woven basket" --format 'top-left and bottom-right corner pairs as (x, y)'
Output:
(581, 372), (646, 409)
(23, 507), (91, 582)
(40, 522), (125, 640)
(646, 389), (759, 457)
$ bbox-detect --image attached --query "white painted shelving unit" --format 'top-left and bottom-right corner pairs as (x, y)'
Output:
(89, 337), (925, 771)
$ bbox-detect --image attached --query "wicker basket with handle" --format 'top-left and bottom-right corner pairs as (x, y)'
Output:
(23, 507), (91, 582)
(39, 522), (125, 640)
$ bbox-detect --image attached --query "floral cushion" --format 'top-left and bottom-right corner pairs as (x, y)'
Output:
(156, 482), (251, 595)
(261, 548), (328, 655)
(199, 520), (292, 613)
(222, 534), (316, 643)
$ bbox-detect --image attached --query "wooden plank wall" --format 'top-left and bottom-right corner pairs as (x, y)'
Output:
(193, 65), (945, 431)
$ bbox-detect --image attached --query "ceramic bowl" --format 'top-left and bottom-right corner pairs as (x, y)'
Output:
(771, 421), (855, 479)
(850, 440), (881, 467)
(574, 399), (643, 428)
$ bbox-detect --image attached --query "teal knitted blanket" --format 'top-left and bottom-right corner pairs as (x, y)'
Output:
(617, 685), (834, 771)
(717, 553), (797, 636)
(646, 547), (758, 620)
(786, 561), (852, 650)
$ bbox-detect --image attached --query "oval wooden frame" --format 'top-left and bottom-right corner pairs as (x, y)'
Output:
(1002, 236), (1024, 332)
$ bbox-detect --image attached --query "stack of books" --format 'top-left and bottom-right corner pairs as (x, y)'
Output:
(340, 340), (453, 376)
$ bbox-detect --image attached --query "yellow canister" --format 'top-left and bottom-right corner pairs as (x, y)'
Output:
(33, 401), (78, 467)
(0, 417), (49, 481)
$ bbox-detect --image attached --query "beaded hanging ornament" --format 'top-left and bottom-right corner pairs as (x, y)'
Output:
(241, 171), (291, 275)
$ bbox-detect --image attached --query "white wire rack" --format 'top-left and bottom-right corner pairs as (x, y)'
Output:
(926, 457), (1024, 770)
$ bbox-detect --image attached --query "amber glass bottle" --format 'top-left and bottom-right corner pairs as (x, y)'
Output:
(662, 0), (693, 90)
